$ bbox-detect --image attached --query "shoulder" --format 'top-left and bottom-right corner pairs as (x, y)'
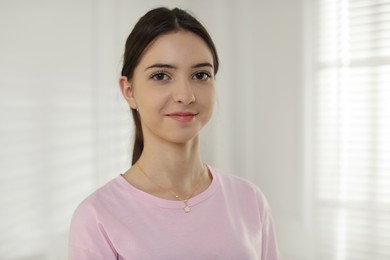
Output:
(69, 177), (124, 258)
(69, 176), (127, 242)
(211, 166), (263, 195)
(210, 166), (271, 213)
(70, 176), (126, 225)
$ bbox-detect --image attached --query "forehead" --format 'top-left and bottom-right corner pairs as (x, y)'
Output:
(137, 31), (213, 68)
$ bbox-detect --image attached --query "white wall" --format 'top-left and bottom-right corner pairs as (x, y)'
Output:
(0, 0), (307, 259)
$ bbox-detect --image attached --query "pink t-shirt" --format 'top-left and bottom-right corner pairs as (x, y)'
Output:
(68, 166), (280, 259)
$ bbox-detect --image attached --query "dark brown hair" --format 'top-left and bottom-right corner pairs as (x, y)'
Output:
(121, 7), (219, 164)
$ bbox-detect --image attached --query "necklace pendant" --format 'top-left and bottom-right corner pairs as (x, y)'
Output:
(184, 205), (191, 213)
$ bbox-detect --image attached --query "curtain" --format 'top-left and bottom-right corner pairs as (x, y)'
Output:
(313, 0), (390, 259)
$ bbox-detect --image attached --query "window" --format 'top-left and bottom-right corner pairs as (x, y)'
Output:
(313, 0), (390, 259)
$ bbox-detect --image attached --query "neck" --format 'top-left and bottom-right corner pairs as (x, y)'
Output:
(136, 136), (204, 189)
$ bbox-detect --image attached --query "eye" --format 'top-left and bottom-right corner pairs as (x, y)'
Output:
(151, 72), (170, 81)
(193, 71), (212, 81)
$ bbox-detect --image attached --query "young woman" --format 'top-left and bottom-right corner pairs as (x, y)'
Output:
(69, 7), (280, 259)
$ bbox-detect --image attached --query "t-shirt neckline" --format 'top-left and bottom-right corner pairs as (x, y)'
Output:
(116, 164), (220, 210)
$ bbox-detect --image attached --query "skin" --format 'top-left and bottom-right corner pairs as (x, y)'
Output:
(119, 31), (215, 199)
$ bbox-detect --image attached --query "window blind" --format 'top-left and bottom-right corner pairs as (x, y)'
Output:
(314, 0), (390, 259)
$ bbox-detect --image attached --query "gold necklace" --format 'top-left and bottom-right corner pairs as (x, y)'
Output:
(136, 162), (206, 213)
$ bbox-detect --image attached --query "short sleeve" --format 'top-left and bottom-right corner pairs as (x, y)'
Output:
(68, 201), (118, 260)
(257, 189), (281, 260)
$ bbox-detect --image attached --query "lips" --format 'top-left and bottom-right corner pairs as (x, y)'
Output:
(166, 112), (198, 123)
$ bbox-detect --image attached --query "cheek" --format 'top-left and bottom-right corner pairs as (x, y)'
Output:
(138, 92), (169, 117)
(201, 87), (215, 108)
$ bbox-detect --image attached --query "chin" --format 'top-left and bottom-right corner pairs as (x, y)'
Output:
(166, 132), (200, 145)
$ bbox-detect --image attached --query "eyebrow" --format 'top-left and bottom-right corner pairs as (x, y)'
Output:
(192, 62), (213, 69)
(145, 62), (213, 71)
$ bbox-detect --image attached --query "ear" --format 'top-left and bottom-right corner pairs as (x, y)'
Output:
(119, 76), (138, 109)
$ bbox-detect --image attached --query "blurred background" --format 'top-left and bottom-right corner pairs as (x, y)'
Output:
(0, 0), (389, 259)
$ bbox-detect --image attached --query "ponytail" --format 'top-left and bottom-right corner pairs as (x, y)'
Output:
(131, 109), (143, 165)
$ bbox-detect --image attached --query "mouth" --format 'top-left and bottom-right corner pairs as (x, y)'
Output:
(166, 112), (199, 123)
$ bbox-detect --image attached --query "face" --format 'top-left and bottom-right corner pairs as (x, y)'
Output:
(120, 31), (215, 145)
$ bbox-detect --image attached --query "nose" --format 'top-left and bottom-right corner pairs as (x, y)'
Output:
(172, 77), (196, 105)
